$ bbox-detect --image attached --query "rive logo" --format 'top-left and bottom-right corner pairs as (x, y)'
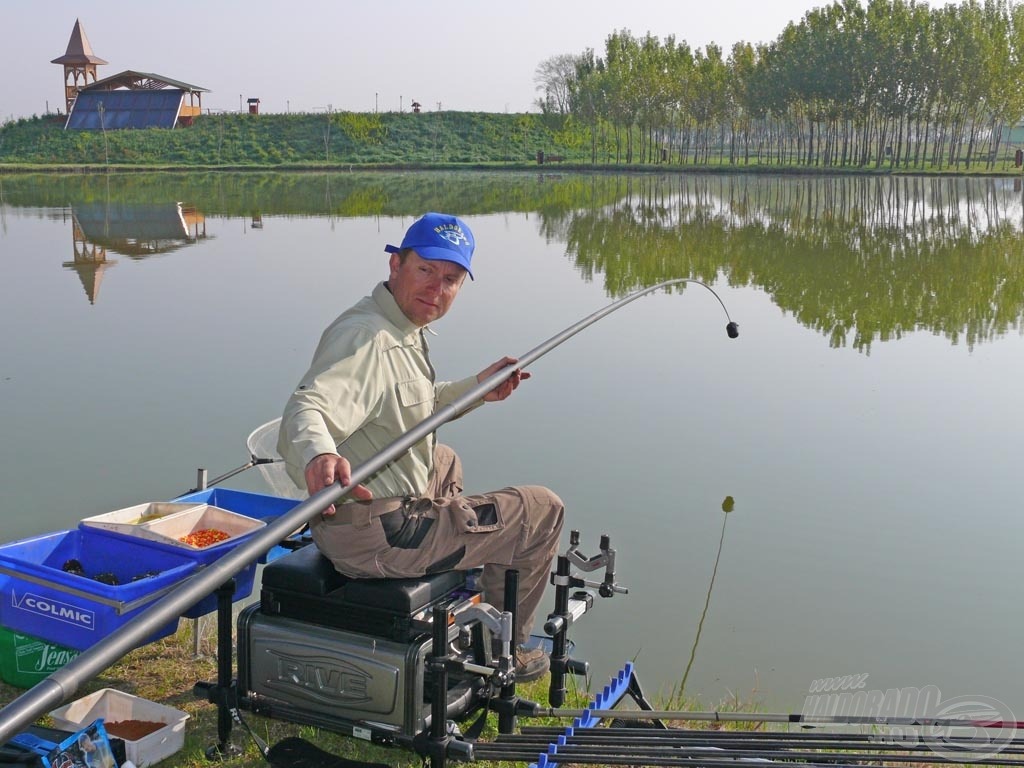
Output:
(11, 590), (95, 630)
(267, 649), (375, 707)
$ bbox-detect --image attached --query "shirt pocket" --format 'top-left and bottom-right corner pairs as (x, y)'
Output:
(395, 377), (434, 407)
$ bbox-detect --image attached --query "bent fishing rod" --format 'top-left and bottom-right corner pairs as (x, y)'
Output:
(0, 277), (737, 743)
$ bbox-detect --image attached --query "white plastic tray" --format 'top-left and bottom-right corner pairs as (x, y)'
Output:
(49, 688), (189, 767)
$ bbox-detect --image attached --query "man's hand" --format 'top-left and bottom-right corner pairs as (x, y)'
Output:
(478, 356), (531, 402)
(305, 453), (373, 517)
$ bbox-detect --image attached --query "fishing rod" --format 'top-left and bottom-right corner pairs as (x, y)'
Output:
(532, 707), (1024, 731)
(473, 722), (1024, 768)
(476, 730), (1024, 767)
(0, 277), (738, 744)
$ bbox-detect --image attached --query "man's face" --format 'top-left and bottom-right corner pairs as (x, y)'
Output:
(388, 249), (467, 326)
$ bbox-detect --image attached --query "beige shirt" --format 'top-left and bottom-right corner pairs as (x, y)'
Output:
(277, 282), (479, 498)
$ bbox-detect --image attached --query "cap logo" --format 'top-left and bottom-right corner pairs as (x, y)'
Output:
(436, 224), (469, 247)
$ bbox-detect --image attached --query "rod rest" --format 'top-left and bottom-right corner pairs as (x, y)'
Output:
(259, 543), (466, 642)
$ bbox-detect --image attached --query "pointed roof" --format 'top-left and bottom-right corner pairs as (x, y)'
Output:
(63, 259), (116, 306)
(51, 19), (108, 66)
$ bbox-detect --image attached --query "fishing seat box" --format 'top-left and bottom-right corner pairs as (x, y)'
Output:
(255, 542), (466, 642)
(237, 544), (475, 739)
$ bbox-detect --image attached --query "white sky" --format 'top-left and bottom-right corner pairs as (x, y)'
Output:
(5, 0), (878, 119)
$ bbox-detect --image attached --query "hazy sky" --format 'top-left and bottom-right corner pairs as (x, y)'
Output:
(7, 0), (857, 120)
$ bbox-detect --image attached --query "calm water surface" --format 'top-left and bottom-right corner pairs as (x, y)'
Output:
(1, 171), (1023, 716)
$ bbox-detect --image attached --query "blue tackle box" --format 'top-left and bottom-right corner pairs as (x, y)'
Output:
(0, 528), (197, 651)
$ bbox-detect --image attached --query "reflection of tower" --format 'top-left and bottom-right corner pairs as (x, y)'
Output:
(65, 215), (117, 305)
(51, 19), (107, 114)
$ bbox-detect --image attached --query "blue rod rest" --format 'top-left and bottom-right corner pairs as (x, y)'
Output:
(530, 662), (635, 768)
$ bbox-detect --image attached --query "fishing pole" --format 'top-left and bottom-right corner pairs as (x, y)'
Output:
(474, 719), (1024, 768)
(532, 707), (1024, 731)
(0, 277), (738, 744)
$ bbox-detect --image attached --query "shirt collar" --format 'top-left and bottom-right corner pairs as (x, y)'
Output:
(372, 281), (425, 338)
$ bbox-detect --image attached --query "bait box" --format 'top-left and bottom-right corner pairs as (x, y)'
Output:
(81, 503), (265, 617)
(0, 528), (194, 650)
(0, 625), (80, 688)
(171, 487), (305, 563)
(49, 688), (189, 768)
(79, 501), (197, 529)
(80, 502), (264, 551)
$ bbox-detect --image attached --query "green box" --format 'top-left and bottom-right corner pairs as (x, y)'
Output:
(0, 625), (80, 688)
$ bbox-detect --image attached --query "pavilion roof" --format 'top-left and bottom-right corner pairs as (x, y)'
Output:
(81, 70), (208, 94)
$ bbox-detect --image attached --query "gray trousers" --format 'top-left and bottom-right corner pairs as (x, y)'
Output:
(310, 444), (564, 645)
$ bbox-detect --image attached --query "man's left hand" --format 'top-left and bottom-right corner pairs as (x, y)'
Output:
(478, 356), (531, 402)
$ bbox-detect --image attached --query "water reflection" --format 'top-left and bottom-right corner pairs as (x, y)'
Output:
(71, 201), (207, 259)
(3, 171), (1022, 346)
(677, 496), (735, 703)
(559, 174), (1024, 352)
(63, 201), (208, 304)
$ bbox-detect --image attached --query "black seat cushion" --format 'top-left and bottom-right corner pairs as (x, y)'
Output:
(262, 541), (347, 596)
(261, 542), (465, 615)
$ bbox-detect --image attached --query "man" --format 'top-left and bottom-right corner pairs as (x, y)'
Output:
(277, 212), (564, 681)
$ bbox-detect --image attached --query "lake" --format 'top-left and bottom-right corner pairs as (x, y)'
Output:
(1, 170), (1023, 718)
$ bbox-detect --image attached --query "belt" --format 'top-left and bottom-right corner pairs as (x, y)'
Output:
(321, 496), (412, 526)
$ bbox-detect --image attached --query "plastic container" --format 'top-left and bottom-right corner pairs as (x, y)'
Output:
(131, 504), (264, 550)
(0, 625), (80, 688)
(81, 502), (264, 550)
(49, 688), (189, 768)
(173, 487), (301, 522)
(0, 528), (195, 650)
(173, 487), (303, 563)
(79, 502), (198, 532)
(80, 500), (267, 618)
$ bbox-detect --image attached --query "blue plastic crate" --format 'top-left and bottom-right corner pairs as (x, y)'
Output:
(172, 487), (304, 564)
(78, 524), (259, 620)
(0, 528), (197, 651)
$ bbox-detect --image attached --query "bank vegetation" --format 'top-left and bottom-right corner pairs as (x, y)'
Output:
(2, 0), (1024, 173)
(536, 0), (1024, 171)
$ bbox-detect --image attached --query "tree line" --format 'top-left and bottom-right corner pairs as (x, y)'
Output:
(534, 0), (1024, 170)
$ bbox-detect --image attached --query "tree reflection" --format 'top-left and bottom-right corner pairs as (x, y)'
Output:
(559, 174), (1024, 352)
(4, 171), (1021, 351)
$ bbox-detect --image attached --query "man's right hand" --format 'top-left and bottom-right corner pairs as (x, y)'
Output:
(305, 453), (374, 517)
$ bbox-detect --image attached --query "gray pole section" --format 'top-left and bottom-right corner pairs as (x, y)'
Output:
(0, 279), (735, 743)
(537, 708), (1024, 729)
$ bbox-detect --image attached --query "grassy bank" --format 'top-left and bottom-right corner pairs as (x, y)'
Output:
(0, 111), (586, 168)
(3, 111), (1022, 175)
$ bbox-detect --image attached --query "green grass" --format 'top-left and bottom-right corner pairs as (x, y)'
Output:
(3, 111), (1022, 175)
(0, 112), (589, 169)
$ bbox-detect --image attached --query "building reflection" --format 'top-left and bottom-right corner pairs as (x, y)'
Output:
(64, 202), (208, 304)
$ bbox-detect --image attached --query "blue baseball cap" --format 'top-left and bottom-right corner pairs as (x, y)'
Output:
(385, 212), (475, 279)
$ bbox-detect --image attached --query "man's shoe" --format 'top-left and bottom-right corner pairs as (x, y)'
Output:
(514, 645), (550, 682)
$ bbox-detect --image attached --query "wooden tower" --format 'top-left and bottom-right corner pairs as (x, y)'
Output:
(51, 19), (107, 114)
